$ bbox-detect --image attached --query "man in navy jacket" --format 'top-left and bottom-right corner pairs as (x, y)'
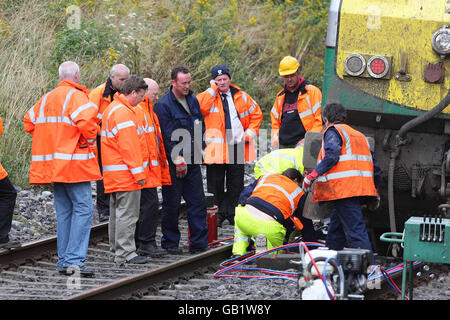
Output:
(154, 66), (209, 254)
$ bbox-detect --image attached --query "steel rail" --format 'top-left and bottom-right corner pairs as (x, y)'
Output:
(0, 222), (108, 266)
(67, 243), (232, 300)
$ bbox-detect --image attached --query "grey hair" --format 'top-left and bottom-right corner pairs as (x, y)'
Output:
(58, 61), (79, 80)
(110, 64), (130, 77)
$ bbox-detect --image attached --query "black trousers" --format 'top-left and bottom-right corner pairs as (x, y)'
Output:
(135, 187), (159, 247)
(0, 176), (17, 243)
(206, 163), (244, 220)
(96, 134), (110, 216)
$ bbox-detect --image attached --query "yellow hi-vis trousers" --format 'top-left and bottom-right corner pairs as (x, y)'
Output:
(232, 205), (286, 256)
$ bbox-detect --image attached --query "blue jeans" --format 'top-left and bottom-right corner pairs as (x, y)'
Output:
(54, 182), (93, 270)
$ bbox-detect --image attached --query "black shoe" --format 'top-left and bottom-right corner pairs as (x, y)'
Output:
(98, 213), (109, 222)
(127, 255), (150, 264)
(60, 265), (95, 278)
(0, 240), (21, 250)
(137, 243), (166, 257)
(165, 247), (183, 255)
(189, 246), (210, 254)
(218, 214), (227, 228)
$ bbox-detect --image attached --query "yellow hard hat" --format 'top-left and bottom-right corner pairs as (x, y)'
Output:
(279, 56), (300, 76)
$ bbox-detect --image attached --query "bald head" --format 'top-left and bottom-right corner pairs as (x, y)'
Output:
(143, 78), (159, 102)
(58, 61), (80, 82)
(110, 64), (130, 92)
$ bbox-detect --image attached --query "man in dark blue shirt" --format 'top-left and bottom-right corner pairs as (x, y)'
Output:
(154, 66), (209, 255)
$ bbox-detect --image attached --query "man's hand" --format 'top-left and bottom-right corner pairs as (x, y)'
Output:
(302, 169), (319, 192)
(136, 179), (146, 186)
(173, 156), (188, 179)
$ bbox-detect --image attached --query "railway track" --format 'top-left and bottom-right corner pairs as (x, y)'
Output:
(0, 218), (235, 300)
(1, 216), (448, 300)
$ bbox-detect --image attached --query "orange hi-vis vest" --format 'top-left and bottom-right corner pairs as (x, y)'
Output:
(89, 81), (113, 126)
(313, 124), (378, 202)
(197, 83), (263, 163)
(24, 80), (101, 184)
(136, 97), (171, 188)
(251, 173), (304, 230)
(100, 93), (149, 193)
(0, 117), (8, 180)
(270, 84), (322, 146)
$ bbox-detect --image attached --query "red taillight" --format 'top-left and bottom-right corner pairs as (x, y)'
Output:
(367, 56), (389, 78)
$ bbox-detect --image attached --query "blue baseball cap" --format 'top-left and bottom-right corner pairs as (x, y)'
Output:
(211, 64), (231, 80)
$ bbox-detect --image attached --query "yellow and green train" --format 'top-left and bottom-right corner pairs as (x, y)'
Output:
(323, 0), (450, 252)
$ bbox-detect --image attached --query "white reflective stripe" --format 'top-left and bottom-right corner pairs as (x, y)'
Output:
(97, 113), (103, 120)
(130, 166), (144, 174)
(35, 116), (74, 125)
(306, 95), (312, 109)
(312, 101), (321, 113)
(271, 153), (298, 170)
(31, 152), (95, 161)
(335, 124), (352, 155)
(239, 102), (256, 118)
(29, 93), (49, 124)
(244, 129), (256, 138)
(205, 138), (225, 143)
(253, 173), (301, 215)
(299, 101), (321, 120)
(143, 161), (149, 167)
(61, 89), (77, 117)
(241, 92), (248, 105)
(209, 103), (219, 113)
(339, 154), (373, 162)
(299, 108), (313, 119)
(207, 88), (217, 97)
(317, 170), (374, 182)
(86, 138), (95, 143)
(271, 107), (279, 119)
(104, 104), (125, 133)
(71, 102), (98, 121)
(151, 160), (159, 166)
(108, 120), (135, 137)
(103, 164), (145, 174)
(234, 236), (249, 243)
(147, 126), (155, 133)
(36, 90), (77, 126)
(234, 227), (242, 234)
(103, 164), (128, 171)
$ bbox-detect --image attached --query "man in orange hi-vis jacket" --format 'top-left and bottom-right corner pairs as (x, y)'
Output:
(0, 117), (20, 250)
(197, 64), (263, 227)
(101, 75), (151, 265)
(270, 56), (322, 149)
(133, 78), (171, 258)
(24, 61), (101, 277)
(89, 64), (130, 222)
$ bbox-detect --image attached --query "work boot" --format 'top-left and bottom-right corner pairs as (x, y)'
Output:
(61, 265), (95, 278)
(137, 243), (166, 257)
(127, 255), (150, 264)
(165, 247), (183, 255)
(98, 212), (109, 222)
(189, 246), (210, 254)
(217, 213), (227, 228)
(255, 234), (267, 254)
(0, 240), (21, 250)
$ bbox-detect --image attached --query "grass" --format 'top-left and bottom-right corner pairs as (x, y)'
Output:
(0, 0), (329, 187)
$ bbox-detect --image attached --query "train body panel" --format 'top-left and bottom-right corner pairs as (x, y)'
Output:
(321, 0), (450, 251)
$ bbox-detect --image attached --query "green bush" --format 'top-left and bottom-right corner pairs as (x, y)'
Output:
(0, 0), (330, 187)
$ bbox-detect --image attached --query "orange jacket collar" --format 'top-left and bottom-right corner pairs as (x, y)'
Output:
(56, 80), (90, 95)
